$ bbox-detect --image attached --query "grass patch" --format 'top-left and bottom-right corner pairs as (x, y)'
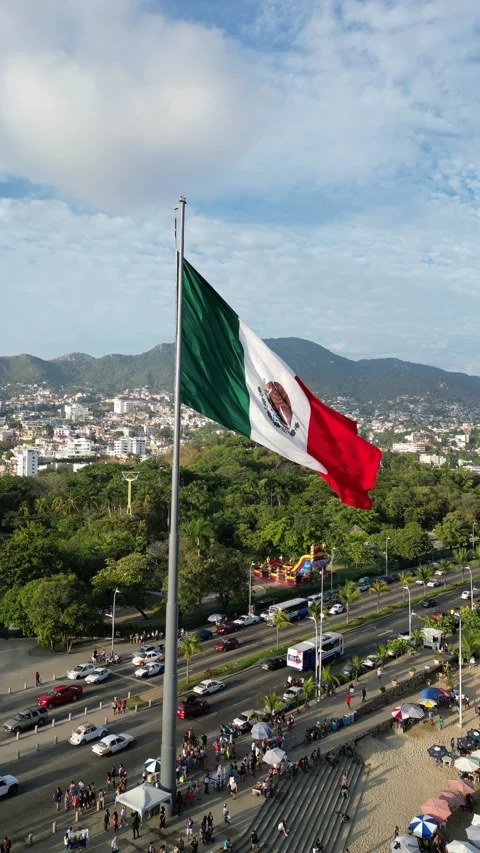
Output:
(126, 695), (149, 711)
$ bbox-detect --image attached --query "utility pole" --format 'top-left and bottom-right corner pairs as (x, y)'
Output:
(122, 471), (139, 514)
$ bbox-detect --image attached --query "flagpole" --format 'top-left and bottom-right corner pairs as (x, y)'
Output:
(160, 195), (186, 804)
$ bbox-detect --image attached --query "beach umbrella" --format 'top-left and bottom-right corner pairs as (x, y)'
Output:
(420, 687), (445, 700)
(454, 756), (480, 772)
(468, 729), (480, 740)
(438, 792), (463, 807)
(207, 613), (225, 623)
(392, 707), (408, 721)
(448, 779), (475, 795)
(400, 703), (425, 719)
(470, 750), (480, 760)
(263, 747), (286, 766)
(446, 842), (480, 853)
(458, 736), (476, 751)
(471, 814), (480, 826)
(419, 699), (438, 709)
(250, 722), (273, 741)
(420, 799), (451, 822)
(409, 815), (439, 838)
(427, 745), (449, 759)
(144, 758), (161, 773)
(391, 836), (420, 852)
(466, 824), (480, 845)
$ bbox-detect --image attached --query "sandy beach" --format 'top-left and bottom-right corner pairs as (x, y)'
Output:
(348, 666), (480, 853)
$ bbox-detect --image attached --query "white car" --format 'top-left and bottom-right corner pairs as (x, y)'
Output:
(69, 724), (108, 746)
(0, 774), (18, 797)
(283, 686), (305, 704)
(67, 663), (96, 680)
(85, 667), (111, 684)
(361, 654), (380, 669)
(134, 661), (164, 679)
(434, 570), (444, 576)
(461, 590), (472, 600)
(132, 649), (164, 666)
(232, 709), (262, 729)
(415, 579), (424, 585)
(426, 580), (441, 588)
(397, 632), (411, 642)
(91, 733), (135, 757)
(193, 679), (226, 695)
(329, 603), (346, 615)
(233, 614), (260, 628)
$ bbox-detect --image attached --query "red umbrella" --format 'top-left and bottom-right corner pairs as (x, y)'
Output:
(420, 799), (452, 822)
(439, 791), (463, 807)
(448, 779), (474, 796)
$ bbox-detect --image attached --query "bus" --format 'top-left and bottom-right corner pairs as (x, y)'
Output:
(287, 632), (345, 671)
(261, 597), (309, 624)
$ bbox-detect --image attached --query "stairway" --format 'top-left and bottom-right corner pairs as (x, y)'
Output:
(235, 755), (366, 853)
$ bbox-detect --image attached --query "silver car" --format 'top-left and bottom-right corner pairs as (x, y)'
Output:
(3, 706), (48, 733)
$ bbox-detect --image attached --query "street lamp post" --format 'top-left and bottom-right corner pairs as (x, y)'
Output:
(403, 585), (413, 638)
(329, 548), (336, 593)
(111, 588), (120, 657)
(248, 562), (255, 615)
(385, 536), (391, 577)
(458, 617), (463, 729)
(310, 567), (324, 701)
(465, 565), (474, 604)
(473, 523), (477, 556)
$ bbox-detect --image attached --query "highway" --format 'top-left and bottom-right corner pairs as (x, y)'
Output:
(0, 574), (471, 842)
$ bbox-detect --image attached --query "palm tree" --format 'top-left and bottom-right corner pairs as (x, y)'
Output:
(271, 609), (291, 649)
(452, 547), (469, 582)
(320, 664), (341, 696)
(260, 690), (285, 717)
(349, 655), (363, 681)
(376, 643), (390, 663)
(410, 630), (424, 650)
(338, 580), (361, 624)
(415, 565), (434, 595)
(436, 559), (453, 587)
(369, 580), (389, 612)
(182, 518), (214, 557)
(177, 634), (204, 682)
(303, 676), (316, 707)
(399, 572), (414, 601)
(309, 601), (325, 631)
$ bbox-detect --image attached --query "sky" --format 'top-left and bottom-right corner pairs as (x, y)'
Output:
(2, 0), (480, 374)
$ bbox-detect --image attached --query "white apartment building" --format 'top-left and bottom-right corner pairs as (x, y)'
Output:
(108, 436), (147, 458)
(15, 447), (39, 477)
(113, 438), (130, 456)
(391, 442), (427, 453)
(113, 398), (136, 414)
(62, 438), (96, 458)
(130, 437), (147, 456)
(65, 403), (91, 422)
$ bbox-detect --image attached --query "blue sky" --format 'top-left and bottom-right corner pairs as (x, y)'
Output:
(2, 0), (480, 373)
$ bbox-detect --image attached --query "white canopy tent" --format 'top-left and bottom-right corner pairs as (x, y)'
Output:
(116, 783), (171, 820)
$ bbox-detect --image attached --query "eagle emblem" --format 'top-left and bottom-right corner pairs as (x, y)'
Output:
(257, 380), (299, 436)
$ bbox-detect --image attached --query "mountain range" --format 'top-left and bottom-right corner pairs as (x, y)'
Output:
(1, 338), (480, 416)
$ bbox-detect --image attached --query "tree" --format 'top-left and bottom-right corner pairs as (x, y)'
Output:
(452, 548), (469, 582)
(369, 580), (389, 612)
(349, 655), (363, 681)
(320, 664), (340, 696)
(0, 585), (35, 636)
(399, 572), (414, 601)
(25, 574), (100, 652)
(338, 580), (361, 624)
(415, 565), (433, 595)
(376, 643), (390, 663)
(177, 634), (204, 682)
(0, 522), (64, 593)
(181, 518), (214, 557)
(92, 553), (154, 616)
(436, 559), (453, 587)
(303, 676), (316, 707)
(344, 532), (368, 570)
(260, 690), (285, 717)
(309, 601), (325, 633)
(271, 610), (291, 650)
(410, 630), (424, 650)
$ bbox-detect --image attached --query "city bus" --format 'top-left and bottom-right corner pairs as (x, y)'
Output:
(287, 632), (345, 671)
(261, 597), (309, 624)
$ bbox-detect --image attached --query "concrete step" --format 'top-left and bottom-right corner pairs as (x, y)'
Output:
(333, 762), (369, 853)
(324, 758), (365, 853)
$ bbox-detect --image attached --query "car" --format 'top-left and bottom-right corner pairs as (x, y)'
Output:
(357, 582), (370, 593)
(431, 610), (444, 621)
(37, 685), (83, 710)
(3, 706), (48, 734)
(233, 614), (260, 628)
(415, 579), (424, 585)
(0, 774), (18, 797)
(195, 630), (214, 642)
(434, 569), (445, 576)
(85, 667), (112, 684)
(426, 580), (441, 588)
(215, 623), (238, 635)
(282, 686), (306, 705)
(134, 661), (165, 679)
(91, 733), (135, 757)
(67, 663), (96, 680)
(215, 637), (240, 652)
(397, 632), (412, 642)
(307, 593), (324, 606)
(261, 658), (287, 671)
(131, 649), (164, 666)
(193, 679), (226, 695)
(422, 599), (438, 608)
(361, 654), (380, 669)
(329, 603), (346, 615)
(68, 723), (108, 746)
(232, 709), (262, 731)
(176, 696), (211, 720)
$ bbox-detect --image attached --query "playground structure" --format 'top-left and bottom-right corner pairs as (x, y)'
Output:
(252, 544), (328, 586)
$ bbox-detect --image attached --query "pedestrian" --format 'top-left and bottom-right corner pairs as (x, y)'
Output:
(106, 772), (112, 789)
(362, 688), (367, 702)
(186, 817), (194, 838)
(228, 776), (237, 799)
(278, 818), (288, 837)
(349, 682), (355, 695)
(111, 836), (119, 853)
(222, 804), (230, 825)
(132, 812), (140, 839)
(112, 810), (119, 831)
(439, 716), (444, 730)
(475, 701), (479, 716)
(112, 765), (118, 784)
(250, 829), (259, 851)
(203, 774), (210, 795)
(148, 844), (155, 853)
(346, 693), (351, 709)
(142, 770), (147, 783)
(2, 839), (11, 853)
(450, 737), (455, 753)
(63, 831), (70, 851)
(35, 671), (41, 686)
(53, 786), (62, 811)
(394, 826), (399, 838)
(176, 790), (183, 814)
(190, 838), (198, 853)
(104, 809), (111, 831)
(376, 667), (382, 681)
(159, 805), (166, 829)
(120, 805), (127, 827)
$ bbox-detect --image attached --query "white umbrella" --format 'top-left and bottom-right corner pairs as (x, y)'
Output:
(471, 750), (480, 760)
(263, 747), (286, 767)
(409, 816), (438, 838)
(207, 613), (225, 623)
(471, 814), (480, 826)
(144, 758), (161, 773)
(466, 825), (480, 845)
(454, 756), (480, 773)
(447, 842), (480, 853)
(400, 703), (424, 719)
(391, 835), (420, 852)
(251, 722), (273, 741)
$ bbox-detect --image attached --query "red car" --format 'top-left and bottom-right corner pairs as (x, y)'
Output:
(431, 611), (444, 621)
(215, 637), (240, 652)
(176, 695), (211, 720)
(36, 684), (83, 710)
(215, 623), (237, 635)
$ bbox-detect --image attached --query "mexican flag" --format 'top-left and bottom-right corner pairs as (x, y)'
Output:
(181, 259), (382, 509)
